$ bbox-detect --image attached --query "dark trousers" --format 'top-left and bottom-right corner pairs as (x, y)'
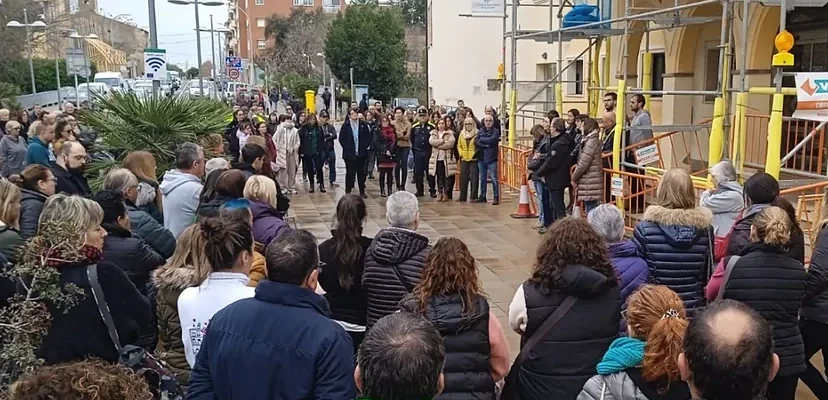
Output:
(435, 162), (448, 194)
(347, 330), (365, 359)
(766, 374), (799, 400)
(345, 157), (367, 194)
(543, 188), (567, 226)
(446, 175), (455, 199)
(365, 151), (375, 178)
(413, 150), (435, 195)
(379, 167), (394, 192)
(801, 319), (828, 399)
(458, 160), (479, 201)
(395, 147), (410, 189)
(325, 149), (337, 184)
(302, 154), (324, 187)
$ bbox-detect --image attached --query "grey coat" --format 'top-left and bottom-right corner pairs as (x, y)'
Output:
(0, 134), (27, 177)
(699, 181), (744, 236)
(578, 372), (649, 400)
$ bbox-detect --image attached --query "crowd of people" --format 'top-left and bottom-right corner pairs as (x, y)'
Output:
(0, 97), (826, 400)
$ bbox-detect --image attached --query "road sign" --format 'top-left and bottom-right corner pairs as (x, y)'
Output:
(472, 0), (505, 17)
(225, 56), (242, 69)
(144, 48), (167, 81)
(228, 68), (240, 80)
(65, 48), (89, 76)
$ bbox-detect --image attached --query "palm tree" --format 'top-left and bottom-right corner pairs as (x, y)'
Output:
(80, 91), (230, 186)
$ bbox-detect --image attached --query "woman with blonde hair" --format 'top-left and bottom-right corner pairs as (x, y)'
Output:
(401, 236), (510, 398)
(123, 151), (163, 224)
(0, 120), (27, 177)
(428, 117), (457, 202)
(243, 175), (289, 248)
(579, 285), (690, 400)
(273, 115), (301, 194)
(36, 194), (150, 365)
(0, 179), (23, 263)
(392, 106), (412, 190)
(153, 224), (209, 389)
(456, 116), (479, 202)
(633, 168), (713, 313)
(719, 206), (806, 400)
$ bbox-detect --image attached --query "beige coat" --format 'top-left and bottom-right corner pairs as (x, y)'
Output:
(572, 130), (603, 201)
(428, 130), (457, 176)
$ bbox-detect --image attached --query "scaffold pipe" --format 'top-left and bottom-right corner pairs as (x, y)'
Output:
(642, 52), (652, 111)
(708, 97), (725, 183)
(780, 120), (828, 165)
(509, 89), (517, 147)
(603, 40), (611, 89)
(748, 87), (796, 96)
(590, 40), (602, 116)
(765, 93), (785, 179)
(612, 79), (625, 212)
(555, 82), (563, 115)
(736, 92), (748, 179)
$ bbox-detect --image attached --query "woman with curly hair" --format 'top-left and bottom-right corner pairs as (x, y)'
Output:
(508, 217), (620, 400)
(578, 285), (691, 400)
(400, 237), (510, 399)
(9, 359), (153, 400)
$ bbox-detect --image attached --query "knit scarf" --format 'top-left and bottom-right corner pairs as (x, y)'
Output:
(45, 244), (103, 267)
(596, 337), (646, 375)
(462, 117), (477, 140)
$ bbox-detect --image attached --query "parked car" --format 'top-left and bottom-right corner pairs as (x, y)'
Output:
(393, 97), (420, 111)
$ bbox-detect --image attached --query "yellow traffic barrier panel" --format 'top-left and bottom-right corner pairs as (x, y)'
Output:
(707, 97), (724, 183)
(555, 82), (563, 115)
(766, 93), (785, 179)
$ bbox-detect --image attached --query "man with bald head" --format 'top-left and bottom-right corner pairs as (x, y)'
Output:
(678, 300), (779, 400)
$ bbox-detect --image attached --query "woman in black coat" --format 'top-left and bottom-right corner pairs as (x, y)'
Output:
(95, 190), (165, 350)
(721, 206), (806, 400)
(508, 217), (620, 400)
(633, 168), (713, 313)
(317, 194), (372, 354)
(14, 165), (57, 239)
(36, 194), (151, 365)
(532, 119), (574, 232)
(297, 113), (326, 193)
(726, 172), (805, 263)
(801, 216), (828, 399)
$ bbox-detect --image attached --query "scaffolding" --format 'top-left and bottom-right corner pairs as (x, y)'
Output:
(503, 0), (828, 200)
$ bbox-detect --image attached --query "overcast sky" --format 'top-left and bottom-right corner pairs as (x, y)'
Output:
(98, 0), (229, 68)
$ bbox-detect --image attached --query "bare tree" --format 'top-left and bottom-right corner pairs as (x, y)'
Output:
(255, 8), (332, 79)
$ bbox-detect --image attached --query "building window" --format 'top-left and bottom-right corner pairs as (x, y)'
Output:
(704, 47), (719, 102)
(566, 59), (584, 95)
(257, 40), (266, 49)
(650, 52), (665, 97)
(487, 79), (500, 91)
(256, 18), (265, 27)
(293, 0), (313, 5)
(255, 0), (264, 4)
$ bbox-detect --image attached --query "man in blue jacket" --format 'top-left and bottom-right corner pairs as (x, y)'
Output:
(474, 115), (501, 205)
(25, 121), (55, 166)
(187, 229), (356, 400)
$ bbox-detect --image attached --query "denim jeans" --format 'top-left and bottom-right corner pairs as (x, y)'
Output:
(583, 200), (599, 216)
(534, 180), (546, 224)
(478, 160), (499, 200)
(325, 149), (337, 184)
(544, 188), (567, 226)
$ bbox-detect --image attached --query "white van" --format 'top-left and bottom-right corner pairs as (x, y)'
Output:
(94, 72), (125, 91)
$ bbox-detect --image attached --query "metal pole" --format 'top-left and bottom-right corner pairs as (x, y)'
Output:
(55, 57), (62, 110)
(779, 121), (828, 165)
(500, 0), (506, 124)
(739, 0), (749, 92)
(194, 0), (204, 96)
(148, 0), (160, 96)
(349, 67), (354, 103)
(73, 38), (80, 103)
(210, 15), (217, 80)
(24, 9), (36, 95)
(83, 39), (90, 87)
(774, 0), (786, 90)
(556, 0), (563, 115)
(510, 0), (517, 117)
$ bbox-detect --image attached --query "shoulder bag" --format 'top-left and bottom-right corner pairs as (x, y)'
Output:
(389, 263), (416, 293)
(87, 264), (184, 400)
(500, 295), (578, 400)
(715, 255), (741, 301)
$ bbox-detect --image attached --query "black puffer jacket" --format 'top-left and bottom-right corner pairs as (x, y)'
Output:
(727, 204), (805, 264)
(802, 227), (828, 324)
(101, 223), (166, 294)
(362, 227), (430, 329)
(126, 201), (175, 259)
(722, 242), (806, 376)
(400, 294), (494, 400)
(632, 205), (713, 312)
(515, 265), (621, 400)
(196, 195), (232, 220)
(19, 188), (47, 239)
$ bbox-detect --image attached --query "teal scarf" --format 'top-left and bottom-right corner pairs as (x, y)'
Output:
(596, 337), (646, 375)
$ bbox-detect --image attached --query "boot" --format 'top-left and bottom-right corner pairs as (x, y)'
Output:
(380, 187), (387, 197)
(319, 183), (326, 193)
(309, 186), (315, 193)
(436, 193), (444, 202)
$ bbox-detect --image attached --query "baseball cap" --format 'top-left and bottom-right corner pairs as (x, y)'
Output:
(319, 110), (330, 118)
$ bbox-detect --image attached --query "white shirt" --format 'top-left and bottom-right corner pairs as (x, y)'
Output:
(178, 271), (255, 367)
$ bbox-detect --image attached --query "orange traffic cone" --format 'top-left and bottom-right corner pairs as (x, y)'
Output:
(510, 178), (537, 219)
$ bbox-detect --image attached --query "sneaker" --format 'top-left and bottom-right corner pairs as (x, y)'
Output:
(538, 227), (548, 234)
(330, 182), (340, 188)
(532, 222), (544, 230)
(290, 189), (298, 195)
(472, 197), (487, 203)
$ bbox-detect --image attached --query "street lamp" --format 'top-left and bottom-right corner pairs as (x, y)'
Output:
(316, 52), (326, 86)
(69, 32), (99, 105)
(196, 23), (230, 99)
(234, 5), (254, 85)
(7, 9), (46, 95)
(169, 0), (224, 96)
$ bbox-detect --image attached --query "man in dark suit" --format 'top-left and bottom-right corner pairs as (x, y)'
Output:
(339, 108), (372, 198)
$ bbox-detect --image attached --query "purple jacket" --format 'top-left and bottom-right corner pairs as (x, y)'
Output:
(249, 200), (289, 247)
(609, 240), (649, 307)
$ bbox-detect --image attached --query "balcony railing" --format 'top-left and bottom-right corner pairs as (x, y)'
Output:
(323, 5), (341, 13)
